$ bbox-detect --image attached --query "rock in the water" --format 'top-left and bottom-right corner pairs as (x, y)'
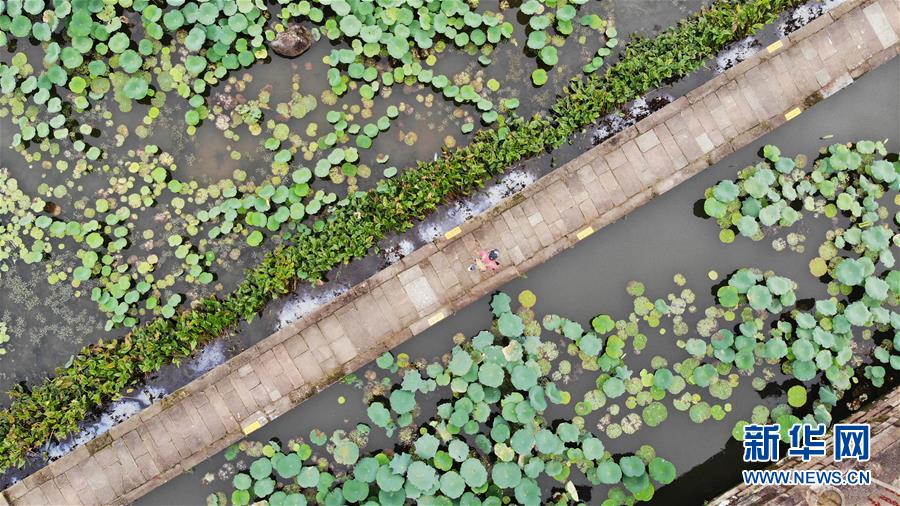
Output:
(271, 24), (314, 58)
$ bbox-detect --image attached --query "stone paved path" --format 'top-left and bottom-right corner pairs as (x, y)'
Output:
(712, 386), (900, 506)
(2, 0), (898, 503)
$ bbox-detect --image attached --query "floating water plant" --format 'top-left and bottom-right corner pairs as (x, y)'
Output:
(210, 291), (678, 505)
(0, 0), (819, 473)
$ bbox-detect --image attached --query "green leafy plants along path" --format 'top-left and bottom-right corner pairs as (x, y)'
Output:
(0, 0), (803, 472)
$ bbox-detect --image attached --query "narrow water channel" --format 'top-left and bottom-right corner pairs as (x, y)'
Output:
(139, 55), (899, 506)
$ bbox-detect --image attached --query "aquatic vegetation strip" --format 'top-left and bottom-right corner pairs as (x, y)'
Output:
(2, 3), (895, 501)
(1, 0), (619, 334)
(0, 0), (817, 472)
(207, 136), (900, 505)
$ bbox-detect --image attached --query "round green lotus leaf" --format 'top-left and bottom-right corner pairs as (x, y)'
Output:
(414, 434), (439, 459)
(692, 364), (716, 387)
(250, 458), (272, 480)
(642, 402), (668, 427)
(233, 473), (252, 490)
(334, 441), (359, 466)
(556, 422), (579, 443)
(685, 338), (706, 356)
(491, 461), (522, 488)
(123, 77), (149, 99)
(406, 461), (437, 491)
(787, 385), (807, 407)
(514, 478), (541, 505)
(478, 363), (504, 388)
(619, 456), (645, 478)
(509, 428), (535, 455)
(591, 314), (615, 334)
(459, 458), (487, 488)
(448, 347), (473, 376)
(835, 258), (866, 286)
(648, 457), (676, 485)
(843, 301), (870, 326)
(746, 284), (773, 311)
(717, 285), (739, 308)
(232, 490), (250, 506)
(274, 453), (302, 478)
(689, 402), (711, 423)
(531, 69), (548, 86)
(309, 429), (327, 446)
(704, 197), (727, 218)
(602, 377), (625, 398)
(375, 465), (404, 492)
(792, 360), (817, 381)
(596, 461), (622, 484)
(434, 470), (464, 499)
(253, 478), (275, 498)
(652, 369), (673, 389)
(791, 339), (816, 362)
(578, 333), (602, 356)
(535, 429), (564, 455)
(511, 362), (540, 390)
(498, 312), (524, 337)
(389, 389), (416, 414)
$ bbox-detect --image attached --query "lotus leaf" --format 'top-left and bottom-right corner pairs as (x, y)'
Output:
(792, 360), (817, 381)
(619, 456), (645, 478)
(389, 390), (416, 414)
(478, 363), (504, 387)
(602, 377), (625, 398)
(250, 458), (272, 480)
(692, 364), (716, 387)
(843, 301), (870, 326)
(717, 285), (739, 308)
(786, 385), (807, 407)
(685, 338), (706, 356)
(531, 69), (548, 86)
(864, 276), (889, 301)
(746, 285), (773, 311)
(448, 348), (473, 376)
(835, 258), (866, 286)
(492, 462), (522, 488)
(642, 402), (668, 427)
(497, 312), (524, 337)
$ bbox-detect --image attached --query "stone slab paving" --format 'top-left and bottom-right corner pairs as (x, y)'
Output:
(712, 386), (900, 506)
(2, 0), (898, 503)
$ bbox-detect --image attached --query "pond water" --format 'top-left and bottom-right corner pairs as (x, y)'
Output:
(139, 56), (899, 505)
(0, 0), (716, 399)
(0, 0), (861, 486)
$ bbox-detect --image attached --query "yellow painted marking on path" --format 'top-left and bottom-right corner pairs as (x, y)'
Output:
(427, 311), (446, 326)
(242, 420), (262, 435)
(784, 107), (802, 121)
(576, 226), (595, 240)
(444, 227), (462, 240)
(766, 40), (784, 53)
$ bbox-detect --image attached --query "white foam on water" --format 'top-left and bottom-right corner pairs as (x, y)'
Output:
(383, 239), (415, 265)
(779, 0), (845, 37)
(716, 36), (761, 74)
(46, 386), (166, 459)
(188, 339), (227, 374)
(416, 169), (536, 242)
(277, 285), (347, 329)
(592, 96), (660, 143)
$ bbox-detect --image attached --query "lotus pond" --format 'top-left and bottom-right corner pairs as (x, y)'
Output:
(138, 57), (899, 505)
(0, 0), (735, 398)
(0, 0), (842, 480)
